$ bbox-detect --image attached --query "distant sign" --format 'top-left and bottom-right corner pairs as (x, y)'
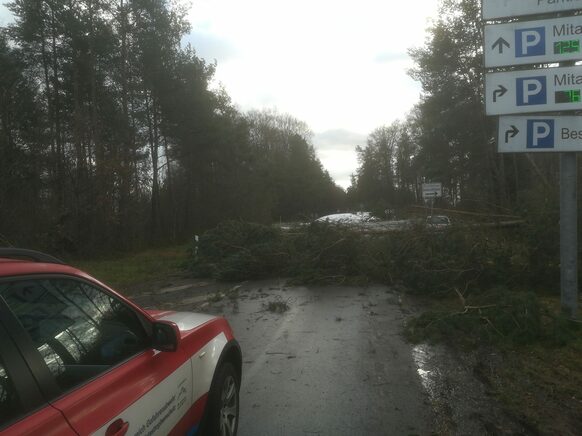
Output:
(483, 0), (582, 20)
(486, 65), (582, 115)
(422, 183), (442, 199)
(498, 115), (582, 153)
(485, 16), (582, 68)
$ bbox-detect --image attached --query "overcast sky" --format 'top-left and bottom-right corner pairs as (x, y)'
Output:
(0, 0), (437, 189)
(184, 0), (438, 188)
(0, 3), (8, 25)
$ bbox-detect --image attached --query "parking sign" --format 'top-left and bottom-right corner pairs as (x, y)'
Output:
(498, 116), (582, 153)
(527, 119), (555, 149)
(483, 0), (582, 20)
(484, 17), (582, 68)
(486, 66), (582, 115)
(515, 28), (545, 57)
(516, 76), (547, 106)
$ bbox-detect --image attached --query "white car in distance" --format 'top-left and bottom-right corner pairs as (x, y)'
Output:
(315, 212), (379, 225)
(426, 215), (451, 230)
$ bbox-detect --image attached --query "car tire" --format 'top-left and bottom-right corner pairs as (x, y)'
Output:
(201, 362), (239, 436)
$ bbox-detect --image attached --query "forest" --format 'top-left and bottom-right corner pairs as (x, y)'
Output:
(0, 0), (566, 255)
(0, 0), (344, 255)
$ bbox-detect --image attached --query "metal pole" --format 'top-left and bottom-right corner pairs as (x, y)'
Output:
(560, 152), (578, 319)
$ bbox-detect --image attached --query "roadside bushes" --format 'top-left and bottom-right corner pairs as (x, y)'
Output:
(405, 288), (542, 346)
(190, 221), (286, 281)
(190, 221), (362, 283)
(405, 287), (580, 347)
(285, 223), (364, 284)
(368, 225), (523, 295)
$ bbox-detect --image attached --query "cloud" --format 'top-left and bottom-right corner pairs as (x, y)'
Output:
(317, 149), (358, 190)
(314, 129), (367, 151)
(191, 2), (431, 134)
(0, 4), (12, 25)
(182, 32), (238, 64)
(374, 52), (410, 64)
(313, 130), (367, 189)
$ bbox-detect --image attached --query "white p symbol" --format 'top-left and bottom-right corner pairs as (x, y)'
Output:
(521, 31), (541, 56)
(522, 79), (543, 104)
(532, 122), (551, 146)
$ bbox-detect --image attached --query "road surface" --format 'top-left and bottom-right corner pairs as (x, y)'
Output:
(134, 280), (432, 435)
(130, 278), (532, 435)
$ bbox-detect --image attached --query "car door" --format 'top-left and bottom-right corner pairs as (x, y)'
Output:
(0, 319), (76, 436)
(0, 276), (195, 436)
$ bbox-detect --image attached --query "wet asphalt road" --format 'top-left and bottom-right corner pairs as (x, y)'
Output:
(231, 284), (432, 436)
(134, 280), (433, 435)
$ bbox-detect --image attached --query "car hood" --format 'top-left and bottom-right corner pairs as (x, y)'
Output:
(147, 310), (216, 332)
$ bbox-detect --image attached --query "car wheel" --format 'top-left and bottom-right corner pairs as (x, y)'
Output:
(202, 362), (239, 436)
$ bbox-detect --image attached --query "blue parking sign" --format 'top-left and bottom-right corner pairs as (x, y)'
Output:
(527, 120), (554, 149)
(517, 76), (547, 106)
(516, 27), (546, 57)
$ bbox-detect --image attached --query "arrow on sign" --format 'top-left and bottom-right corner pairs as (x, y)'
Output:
(492, 37), (510, 54)
(493, 85), (507, 103)
(504, 125), (519, 143)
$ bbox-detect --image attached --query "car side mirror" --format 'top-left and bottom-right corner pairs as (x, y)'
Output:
(152, 321), (181, 352)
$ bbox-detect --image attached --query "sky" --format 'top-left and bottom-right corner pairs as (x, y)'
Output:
(0, 0), (438, 189)
(0, 3), (8, 25)
(184, 0), (438, 188)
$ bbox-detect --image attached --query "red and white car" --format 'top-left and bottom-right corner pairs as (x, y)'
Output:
(0, 249), (241, 436)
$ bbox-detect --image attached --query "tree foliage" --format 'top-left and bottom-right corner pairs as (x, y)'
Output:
(350, 0), (559, 217)
(0, 0), (344, 254)
(348, 121), (419, 211)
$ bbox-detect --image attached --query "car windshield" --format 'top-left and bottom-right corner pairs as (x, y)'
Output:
(0, 279), (148, 392)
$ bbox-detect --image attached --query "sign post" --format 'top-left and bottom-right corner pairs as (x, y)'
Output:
(561, 152), (578, 318)
(422, 183), (442, 217)
(483, 0), (580, 318)
(559, 58), (579, 319)
(422, 183), (443, 200)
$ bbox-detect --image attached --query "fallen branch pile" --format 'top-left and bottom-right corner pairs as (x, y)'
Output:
(189, 220), (539, 292)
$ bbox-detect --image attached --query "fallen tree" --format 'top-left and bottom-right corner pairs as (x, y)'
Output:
(189, 219), (555, 293)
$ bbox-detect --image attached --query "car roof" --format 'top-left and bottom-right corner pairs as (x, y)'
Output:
(0, 258), (92, 280)
(0, 249), (101, 283)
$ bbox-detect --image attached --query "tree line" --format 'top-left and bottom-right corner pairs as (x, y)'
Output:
(0, 0), (344, 255)
(349, 0), (560, 219)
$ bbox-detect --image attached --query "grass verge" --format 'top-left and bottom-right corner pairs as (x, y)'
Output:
(73, 245), (189, 291)
(489, 338), (582, 435)
(406, 293), (582, 435)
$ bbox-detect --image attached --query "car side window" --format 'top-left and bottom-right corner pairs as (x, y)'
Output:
(0, 279), (150, 392)
(0, 355), (22, 427)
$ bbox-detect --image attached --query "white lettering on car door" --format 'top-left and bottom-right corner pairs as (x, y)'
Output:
(92, 359), (192, 436)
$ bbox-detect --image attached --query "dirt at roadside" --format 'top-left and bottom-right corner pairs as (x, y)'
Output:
(125, 275), (231, 310)
(120, 272), (198, 298)
(471, 345), (582, 436)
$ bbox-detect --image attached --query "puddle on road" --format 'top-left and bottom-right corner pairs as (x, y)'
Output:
(410, 343), (530, 435)
(412, 344), (439, 403)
